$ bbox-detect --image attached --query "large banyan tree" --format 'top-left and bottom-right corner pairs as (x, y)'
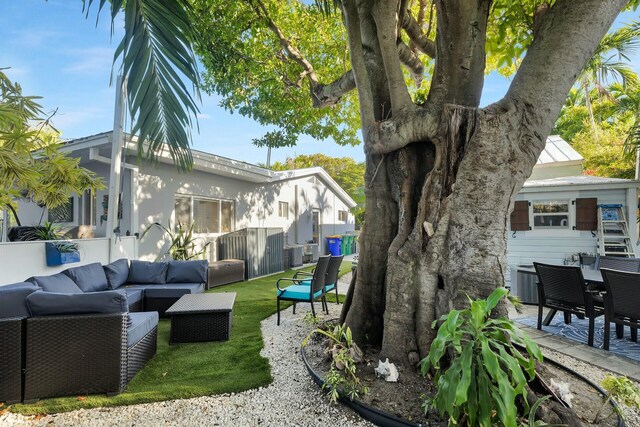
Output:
(189, 0), (636, 365)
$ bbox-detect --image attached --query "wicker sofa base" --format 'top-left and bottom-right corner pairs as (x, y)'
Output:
(23, 313), (129, 403)
(144, 297), (181, 317)
(0, 319), (23, 404)
(127, 326), (158, 383)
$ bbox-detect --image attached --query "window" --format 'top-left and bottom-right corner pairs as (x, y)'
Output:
(532, 201), (570, 229)
(81, 190), (97, 226)
(338, 210), (348, 222)
(174, 195), (235, 233)
(48, 197), (74, 223)
(278, 201), (289, 219)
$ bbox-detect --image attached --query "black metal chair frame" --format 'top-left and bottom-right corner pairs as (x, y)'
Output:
(276, 255), (330, 325)
(294, 255), (344, 306)
(534, 262), (605, 347)
(600, 268), (640, 351)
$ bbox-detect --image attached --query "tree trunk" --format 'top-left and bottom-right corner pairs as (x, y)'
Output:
(344, 102), (543, 364)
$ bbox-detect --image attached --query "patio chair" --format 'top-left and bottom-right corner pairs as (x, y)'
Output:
(533, 262), (605, 347)
(600, 268), (640, 350)
(596, 256), (640, 272)
(294, 255), (344, 305)
(276, 256), (330, 325)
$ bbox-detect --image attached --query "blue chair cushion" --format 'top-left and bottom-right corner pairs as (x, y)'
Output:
(103, 259), (130, 289)
(277, 285), (323, 301)
(166, 260), (208, 284)
(26, 290), (128, 316)
(128, 260), (168, 284)
(127, 311), (159, 347)
(63, 262), (109, 292)
(144, 283), (204, 299)
(0, 283), (40, 319)
(26, 273), (82, 294)
(297, 279), (336, 292)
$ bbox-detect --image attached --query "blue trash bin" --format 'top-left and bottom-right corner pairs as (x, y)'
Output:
(326, 236), (342, 256)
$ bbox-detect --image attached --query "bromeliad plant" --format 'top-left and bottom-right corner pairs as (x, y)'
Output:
(420, 287), (543, 427)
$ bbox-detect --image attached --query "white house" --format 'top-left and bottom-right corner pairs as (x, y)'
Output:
(12, 132), (357, 262)
(507, 135), (639, 285)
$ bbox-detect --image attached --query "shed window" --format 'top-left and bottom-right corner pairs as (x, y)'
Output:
(532, 200), (570, 229)
(338, 210), (348, 222)
(174, 195), (235, 234)
(278, 201), (289, 219)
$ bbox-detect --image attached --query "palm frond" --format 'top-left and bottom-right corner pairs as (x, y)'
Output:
(84, 0), (200, 171)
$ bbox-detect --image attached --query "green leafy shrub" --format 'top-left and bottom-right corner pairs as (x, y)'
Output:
(420, 287), (543, 427)
(594, 375), (640, 423)
(140, 222), (210, 260)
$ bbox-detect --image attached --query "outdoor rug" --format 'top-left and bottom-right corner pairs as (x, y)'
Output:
(516, 316), (640, 362)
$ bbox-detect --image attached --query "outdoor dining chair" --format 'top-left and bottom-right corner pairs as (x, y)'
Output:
(600, 268), (640, 350)
(596, 256), (640, 272)
(294, 255), (344, 306)
(276, 256), (330, 325)
(533, 262), (605, 347)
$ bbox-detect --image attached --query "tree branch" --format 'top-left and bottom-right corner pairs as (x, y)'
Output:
(427, 0), (491, 109)
(506, 0), (628, 132)
(372, 0), (414, 113)
(311, 70), (357, 108)
(397, 40), (424, 87)
(364, 106), (440, 155)
(401, 11), (436, 58)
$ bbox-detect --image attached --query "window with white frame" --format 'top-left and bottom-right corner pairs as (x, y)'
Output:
(338, 210), (348, 222)
(532, 200), (570, 229)
(174, 195), (235, 233)
(278, 201), (289, 219)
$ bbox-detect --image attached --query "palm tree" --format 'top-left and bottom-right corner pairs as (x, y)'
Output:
(578, 21), (640, 140)
(84, 0), (201, 171)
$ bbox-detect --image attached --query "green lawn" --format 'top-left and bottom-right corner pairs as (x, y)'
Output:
(10, 262), (352, 415)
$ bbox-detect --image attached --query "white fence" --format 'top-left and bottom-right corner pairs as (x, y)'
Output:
(0, 237), (137, 286)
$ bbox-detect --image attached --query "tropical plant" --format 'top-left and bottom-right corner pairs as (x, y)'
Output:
(304, 324), (367, 402)
(594, 375), (640, 423)
(32, 221), (65, 241)
(420, 288), (543, 427)
(140, 222), (210, 260)
(82, 0), (201, 171)
(0, 70), (103, 213)
(48, 240), (80, 254)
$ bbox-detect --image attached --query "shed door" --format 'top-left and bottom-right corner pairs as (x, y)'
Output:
(575, 198), (597, 230)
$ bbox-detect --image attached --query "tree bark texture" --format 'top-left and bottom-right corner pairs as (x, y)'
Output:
(340, 0), (628, 365)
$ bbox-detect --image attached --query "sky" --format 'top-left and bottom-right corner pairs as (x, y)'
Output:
(1, 1), (639, 165)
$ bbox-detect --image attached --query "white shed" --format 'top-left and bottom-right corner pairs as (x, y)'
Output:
(506, 136), (639, 286)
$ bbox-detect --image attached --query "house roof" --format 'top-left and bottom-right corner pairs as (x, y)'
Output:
(60, 131), (357, 208)
(534, 135), (583, 167)
(522, 175), (639, 192)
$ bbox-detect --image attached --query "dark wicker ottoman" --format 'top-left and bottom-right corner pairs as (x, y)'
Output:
(166, 293), (236, 344)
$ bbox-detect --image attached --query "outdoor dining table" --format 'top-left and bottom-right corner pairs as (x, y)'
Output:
(518, 265), (603, 286)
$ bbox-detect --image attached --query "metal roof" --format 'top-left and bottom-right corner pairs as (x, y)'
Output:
(536, 135), (583, 165)
(523, 175), (639, 191)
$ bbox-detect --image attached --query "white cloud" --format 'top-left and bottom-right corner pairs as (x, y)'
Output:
(61, 47), (114, 74)
(196, 113), (211, 120)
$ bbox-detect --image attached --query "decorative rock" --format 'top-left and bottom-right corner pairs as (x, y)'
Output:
(374, 358), (399, 382)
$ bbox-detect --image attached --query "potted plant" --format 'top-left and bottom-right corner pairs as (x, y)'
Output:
(34, 222), (81, 266)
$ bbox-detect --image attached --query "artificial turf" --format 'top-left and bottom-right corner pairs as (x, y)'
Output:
(10, 262), (352, 415)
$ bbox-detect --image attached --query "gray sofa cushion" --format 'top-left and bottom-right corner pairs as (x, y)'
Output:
(116, 288), (144, 307)
(128, 260), (168, 284)
(127, 311), (159, 347)
(26, 290), (128, 316)
(103, 259), (130, 289)
(0, 283), (40, 319)
(27, 273), (82, 294)
(63, 263), (109, 292)
(166, 260), (208, 284)
(143, 283), (204, 299)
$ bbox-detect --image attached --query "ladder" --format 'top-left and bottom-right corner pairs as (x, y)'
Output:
(597, 204), (636, 257)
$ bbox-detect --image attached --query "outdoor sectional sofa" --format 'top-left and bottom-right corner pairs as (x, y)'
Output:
(0, 259), (208, 404)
